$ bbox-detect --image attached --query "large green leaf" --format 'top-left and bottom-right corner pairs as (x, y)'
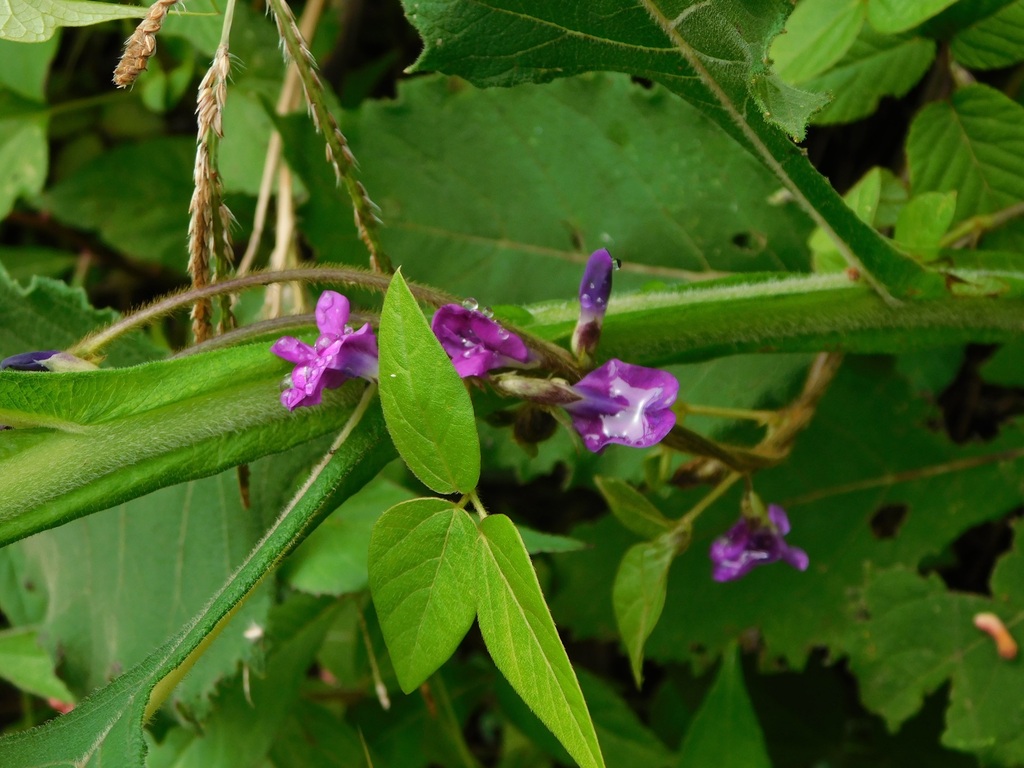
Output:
(0, 343), (369, 546)
(320, 74), (813, 304)
(378, 270), (481, 495)
(399, 0), (931, 299)
(0, 627), (75, 703)
(9, 470), (271, 717)
(848, 522), (1024, 764)
(908, 84), (1024, 223)
(0, 37), (58, 101)
(477, 513), (605, 768)
(677, 644), (771, 767)
(0, 400), (394, 766)
(0, 108), (47, 221)
(0, 0), (145, 42)
(368, 498), (479, 692)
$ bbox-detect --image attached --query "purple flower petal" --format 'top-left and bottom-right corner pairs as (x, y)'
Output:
(431, 304), (532, 378)
(1, 350), (61, 371)
(709, 504), (809, 582)
(314, 291), (351, 337)
(564, 358), (678, 452)
(572, 250), (614, 359)
(271, 291), (379, 410)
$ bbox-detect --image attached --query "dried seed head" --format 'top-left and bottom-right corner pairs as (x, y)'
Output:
(113, 0), (179, 88)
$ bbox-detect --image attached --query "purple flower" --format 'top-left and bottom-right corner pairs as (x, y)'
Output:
(571, 249), (614, 359)
(271, 291), (378, 411)
(431, 304), (533, 378)
(1, 350), (62, 371)
(563, 358), (678, 452)
(709, 504), (809, 582)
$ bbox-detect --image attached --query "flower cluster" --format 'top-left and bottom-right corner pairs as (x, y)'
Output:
(429, 249), (678, 453)
(709, 504), (809, 582)
(271, 291), (378, 411)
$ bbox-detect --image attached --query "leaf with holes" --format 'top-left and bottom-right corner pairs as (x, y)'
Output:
(399, 0), (932, 298)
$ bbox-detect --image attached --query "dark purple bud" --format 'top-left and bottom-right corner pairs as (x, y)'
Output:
(572, 249), (614, 359)
(1, 351), (62, 371)
(563, 358), (678, 452)
(271, 291), (379, 411)
(431, 304), (533, 378)
(709, 504), (809, 582)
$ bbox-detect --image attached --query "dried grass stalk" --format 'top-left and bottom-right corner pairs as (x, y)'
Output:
(188, 45), (233, 343)
(113, 0), (179, 88)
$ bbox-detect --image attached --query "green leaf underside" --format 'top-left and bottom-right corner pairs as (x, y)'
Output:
(7, 470), (271, 716)
(849, 522), (1024, 763)
(0, 403), (394, 766)
(477, 514), (605, 768)
(595, 476), (671, 539)
(400, 0), (930, 297)
(378, 270), (481, 495)
(677, 644), (771, 767)
(0, 343), (367, 546)
(323, 74), (814, 304)
(613, 537), (675, 687)
(368, 498), (478, 692)
(908, 84), (1024, 224)
(0, 0), (146, 43)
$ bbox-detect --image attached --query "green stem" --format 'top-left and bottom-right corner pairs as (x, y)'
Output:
(68, 266), (457, 359)
(680, 402), (777, 425)
(677, 471), (742, 534)
(940, 201), (1024, 248)
(526, 271), (1024, 368)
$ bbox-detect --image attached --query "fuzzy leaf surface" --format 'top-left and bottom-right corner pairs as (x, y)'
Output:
(399, 0), (930, 298)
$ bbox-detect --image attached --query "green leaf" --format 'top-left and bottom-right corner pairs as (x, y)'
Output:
(770, 0), (865, 83)
(803, 27), (935, 126)
(847, 522), (1024, 764)
(0, 0), (146, 42)
(477, 514), (605, 768)
(378, 269), (480, 495)
(612, 536), (675, 687)
(146, 597), (339, 768)
(0, 36), (59, 100)
(595, 476), (671, 539)
(0, 344), (372, 547)
(0, 400), (393, 766)
(0, 627), (75, 703)
(894, 191), (958, 260)
(518, 525), (587, 555)
(283, 478), (416, 596)
(367, 498), (479, 693)
(307, 74), (814, 305)
(951, 0), (1024, 69)
(677, 644), (771, 767)
(0, 111), (47, 220)
(908, 84), (1024, 223)
(399, 0), (931, 298)
(810, 167), (896, 271)
(44, 137), (194, 269)
(9, 470), (271, 715)
(867, 0), (958, 33)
